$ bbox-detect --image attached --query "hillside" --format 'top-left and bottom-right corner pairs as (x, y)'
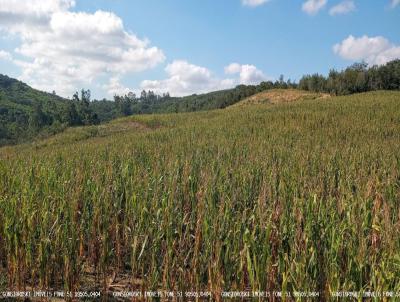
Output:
(1, 58), (399, 147)
(0, 74), (67, 105)
(0, 74), (70, 145)
(137, 86), (259, 113)
(4, 89), (335, 150)
(230, 88), (330, 107)
(1, 91), (399, 296)
(0, 74), (288, 146)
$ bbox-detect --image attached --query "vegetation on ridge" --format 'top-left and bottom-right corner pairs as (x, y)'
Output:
(299, 60), (400, 95)
(0, 74), (293, 146)
(1, 59), (400, 147)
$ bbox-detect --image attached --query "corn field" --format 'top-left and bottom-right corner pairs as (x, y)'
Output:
(0, 91), (400, 299)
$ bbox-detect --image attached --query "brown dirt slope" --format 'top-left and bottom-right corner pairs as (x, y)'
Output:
(230, 89), (330, 107)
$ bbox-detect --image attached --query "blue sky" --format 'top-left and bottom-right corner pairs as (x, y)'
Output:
(0, 0), (399, 98)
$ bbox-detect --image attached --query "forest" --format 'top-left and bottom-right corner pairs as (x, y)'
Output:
(299, 60), (400, 94)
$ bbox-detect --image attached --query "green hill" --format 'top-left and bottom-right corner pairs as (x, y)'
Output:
(1, 91), (399, 296)
(0, 74), (66, 105)
(0, 74), (70, 145)
(1, 58), (399, 147)
(0, 74), (290, 146)
(0, 75), (263, 146)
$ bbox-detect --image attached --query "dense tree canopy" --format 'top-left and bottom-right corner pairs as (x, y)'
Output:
(299, 60), (400, 95)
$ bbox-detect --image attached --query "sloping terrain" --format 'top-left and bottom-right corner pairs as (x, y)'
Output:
(0, 74), (274, 146)
(0, 74), (70, 145)
(0, 74), (67, 106)
(230, 88), (330, 107)
(1, 91), (400, 297)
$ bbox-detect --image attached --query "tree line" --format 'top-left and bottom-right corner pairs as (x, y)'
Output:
(111, 77), (296, 117)
(298, 60), (400, 95)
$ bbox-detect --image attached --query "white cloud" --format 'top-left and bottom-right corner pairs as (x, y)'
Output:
(141, 61), (268, 97)
(0, 0), (75, 15)
(103, 77), (131, 96)
(329, 1), (355, 15)
(141, 60), (224, 96)
(391, 0), (400, 8)
(0, 50), (12, 61)
(0, 0), (75, 32)
(224, 63), (242, 74)
(333, 35), (400, 65)
(302, 0), (327, 15)
(225, 63), (267, 85)
(242, 0), (270, 7)
(0, 0), (165, 97)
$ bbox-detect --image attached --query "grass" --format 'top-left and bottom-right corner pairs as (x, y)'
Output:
(0, 90), (399, 299)
(230, 88), (329, 107)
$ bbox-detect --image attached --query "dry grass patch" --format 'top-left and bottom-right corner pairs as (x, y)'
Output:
(230, 88), (330, 107)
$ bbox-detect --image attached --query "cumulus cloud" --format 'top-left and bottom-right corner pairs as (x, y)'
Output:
(333, 35), (400, 65)
(242, 0), (270, 7)
(225, 63), (267, 85)
(224, 63), (242, 74)
(141, 60), (223, 96)
(103, 77), (131, 96)
(0, 0), (75, 15)
(0, 0), (165, 97)
(0, 50), (12, 61)
(329, 1), (355, 15)
(0, 0), (75, 32)
(302, 0), (327, 15)
(141, 61), (268, 97)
